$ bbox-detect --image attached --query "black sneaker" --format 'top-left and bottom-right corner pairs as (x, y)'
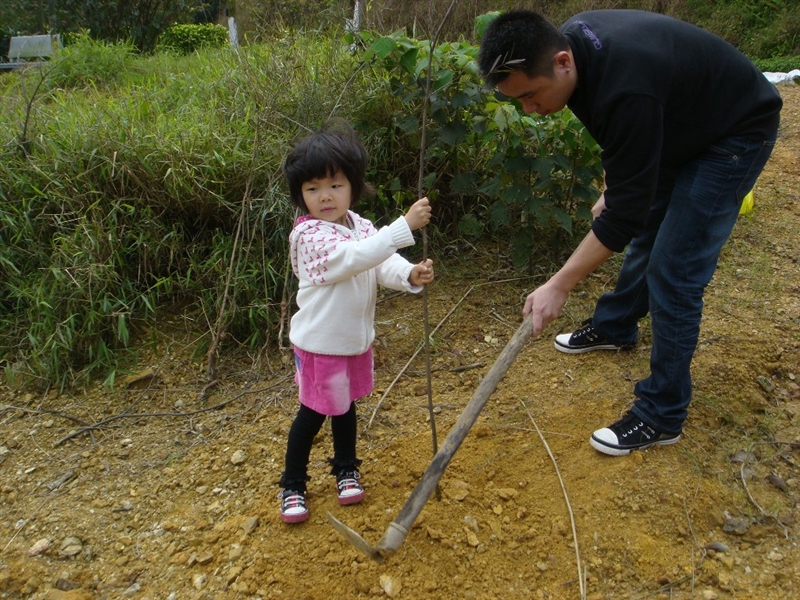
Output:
(279, 489), (309, 524)
(590, 410), (681, 456)
(335, 470), (365, 505)
(554, 319), (633, 354)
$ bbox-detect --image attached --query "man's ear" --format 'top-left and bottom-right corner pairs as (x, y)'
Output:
(553, 50), (573, 73)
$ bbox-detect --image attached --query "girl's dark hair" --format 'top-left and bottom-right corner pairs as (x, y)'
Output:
(283, 119), (374, 212)
(478, 10), (569, 86)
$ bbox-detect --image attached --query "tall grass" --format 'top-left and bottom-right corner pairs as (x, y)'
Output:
(0, 34), (381, 389)
(681, 0), (800, 58)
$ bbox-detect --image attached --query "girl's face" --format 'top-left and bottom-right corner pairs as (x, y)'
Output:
(301, 170), (352, 225)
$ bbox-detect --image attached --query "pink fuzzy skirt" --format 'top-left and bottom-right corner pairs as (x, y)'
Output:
(293, 347), (374, 416)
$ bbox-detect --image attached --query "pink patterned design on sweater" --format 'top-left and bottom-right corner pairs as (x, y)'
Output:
(290, 213), (378, 286)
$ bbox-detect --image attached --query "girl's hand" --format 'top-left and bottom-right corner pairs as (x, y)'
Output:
(409, 259), (434, 286)
(405, 197), (432, 231)
(591, 192), (606, 220)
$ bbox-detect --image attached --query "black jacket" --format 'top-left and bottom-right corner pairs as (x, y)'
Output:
(562, 10), (782, 251)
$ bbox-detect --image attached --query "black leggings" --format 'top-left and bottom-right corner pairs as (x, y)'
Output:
(281, 402), (360, 492)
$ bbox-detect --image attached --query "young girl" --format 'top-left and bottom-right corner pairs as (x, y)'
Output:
(279, 121), (434, 523)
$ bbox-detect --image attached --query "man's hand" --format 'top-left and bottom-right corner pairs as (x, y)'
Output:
(521, 230), (614, 337)
(523, 281), (568, 337)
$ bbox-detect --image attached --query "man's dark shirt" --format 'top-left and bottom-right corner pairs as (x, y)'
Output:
(562, 10), (782, 252)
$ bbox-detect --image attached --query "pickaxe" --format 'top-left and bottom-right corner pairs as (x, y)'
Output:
(328, 313), (533, 561)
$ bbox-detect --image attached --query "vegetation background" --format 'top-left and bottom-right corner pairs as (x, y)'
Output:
(3, 1), (800, 58)
(1, 0), (799, 391)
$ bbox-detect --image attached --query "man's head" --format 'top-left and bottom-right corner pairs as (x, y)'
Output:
(478, 10), (569, 84)
(478, 10), (577, 116)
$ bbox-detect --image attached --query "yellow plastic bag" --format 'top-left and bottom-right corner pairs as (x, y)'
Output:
(739, 190), (754, 215)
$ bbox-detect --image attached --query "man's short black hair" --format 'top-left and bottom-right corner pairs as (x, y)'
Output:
(478, 10), (569, 86)
(283, 119), (372, 212)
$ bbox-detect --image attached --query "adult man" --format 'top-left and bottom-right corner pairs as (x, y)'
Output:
(478, 10), (781, 455)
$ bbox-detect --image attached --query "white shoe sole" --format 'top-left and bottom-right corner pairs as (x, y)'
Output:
(554, 337), (625, 354)
(590, 432), (682, 456)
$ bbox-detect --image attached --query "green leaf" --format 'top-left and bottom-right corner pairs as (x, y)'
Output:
(451, 91), (473, 110)
(438, 122), (469, 147)
(432, 69), (454, 92)
(526, 196), (546, 213)
(450, 171), (479, 195)
(477, 177), (502, 196)
(475, 12), (502, 40)
(396, 114), (419, 135)
(505, 156), (535, 176)
(399, 48), (419, 75)
(552, 153), (571, 171)
(551, 208), (573, 233)
(490, 200), (510, 228)
(117, 314), (129, 345)
(364, 36), (396, 61)
(492, 104), (519, 132)
(499, 184), (530, 207)
(457, 214), (484, 237)
(103, 369), (117, 390)
(572, 182), (601, 202)
(531, 157), (555, 177)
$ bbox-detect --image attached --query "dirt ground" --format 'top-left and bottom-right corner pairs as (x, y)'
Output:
(1, 86), (799, 600)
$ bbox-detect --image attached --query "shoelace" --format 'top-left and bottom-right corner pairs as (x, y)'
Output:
(611, 412), (642, 433)
(614, 415), (657, 440)
(337, 472), (361, 493)
(580, 330), (600, 342)
(280, 491), (306, 512)
(621, 421), (644, 437)
(574, 322), (600, 342)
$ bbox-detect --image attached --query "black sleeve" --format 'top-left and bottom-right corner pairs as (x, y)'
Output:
(591, 94), (664, 252)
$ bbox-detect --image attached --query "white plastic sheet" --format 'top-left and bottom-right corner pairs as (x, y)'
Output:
(763, 70), (800, 85)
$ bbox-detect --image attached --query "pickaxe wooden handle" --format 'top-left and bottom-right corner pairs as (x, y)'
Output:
(329, 313), (533, 561)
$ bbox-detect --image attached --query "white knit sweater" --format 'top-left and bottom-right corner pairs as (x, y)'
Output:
(289, 211), (421, 355)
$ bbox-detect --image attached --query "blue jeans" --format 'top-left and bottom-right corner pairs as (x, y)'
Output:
(592, 134), (777, 434)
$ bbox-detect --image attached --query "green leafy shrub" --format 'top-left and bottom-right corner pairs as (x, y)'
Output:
(355, 28), (602, 271)
(753, 56), (800, 72)
(157, 23), (229, 54)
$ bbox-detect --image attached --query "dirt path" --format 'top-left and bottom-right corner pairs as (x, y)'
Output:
(1, 86), (798, 600)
